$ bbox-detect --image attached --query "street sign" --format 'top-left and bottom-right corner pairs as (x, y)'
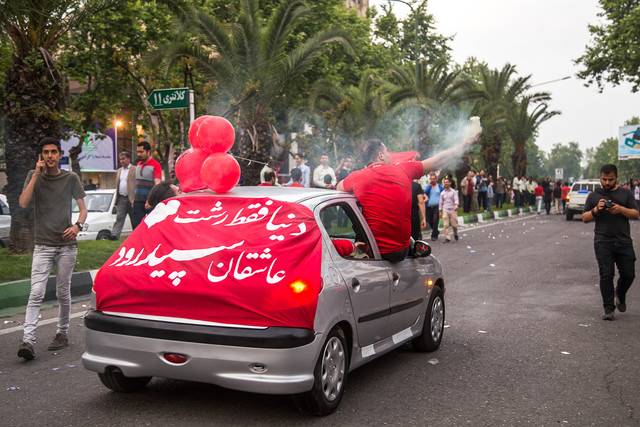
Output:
(147, 87), (190, 110)
(555, 168), (563, 180)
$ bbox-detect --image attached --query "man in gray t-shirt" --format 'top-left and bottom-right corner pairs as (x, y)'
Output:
(17, 137), (87, 360)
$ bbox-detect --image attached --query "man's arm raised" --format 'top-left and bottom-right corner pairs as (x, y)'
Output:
(421, 135), (480, 173)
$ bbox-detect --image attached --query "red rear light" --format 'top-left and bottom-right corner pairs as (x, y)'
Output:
(290, 280), (307, 294)
(163, 353), (189, 364)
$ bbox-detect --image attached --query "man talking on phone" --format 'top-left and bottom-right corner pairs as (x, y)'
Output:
(17, 137), (87, 360)
(583, 164), (639, 320)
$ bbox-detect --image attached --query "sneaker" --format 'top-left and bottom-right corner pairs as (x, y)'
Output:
(454, 234), (459, 241)
(17, 342), (35, 360)
(602, 310), (615, 321)
(443, 239), (450, 243)
(616, 297), (627, 313)
(47, 333), (69, 351)
(431, 237), (437, 242)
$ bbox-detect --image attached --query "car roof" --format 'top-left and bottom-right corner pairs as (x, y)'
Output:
(176, 186), (351, 205)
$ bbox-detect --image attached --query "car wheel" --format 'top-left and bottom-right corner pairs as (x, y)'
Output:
(293, 327), (348, 416)
(98, 368), (151, 392)
(97, 230), (112, 240)
(412, 286), (445, 352)
(565, 210), (574, 221)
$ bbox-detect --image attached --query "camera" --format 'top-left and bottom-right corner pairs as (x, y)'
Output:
(604, 199), (614, 209)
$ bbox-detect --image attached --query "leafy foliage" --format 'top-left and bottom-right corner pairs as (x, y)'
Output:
(576, 0), (640, 92)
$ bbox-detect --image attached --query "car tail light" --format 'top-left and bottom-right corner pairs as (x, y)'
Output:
(290, 280), (307, 294)
(163, 352), (189, 364)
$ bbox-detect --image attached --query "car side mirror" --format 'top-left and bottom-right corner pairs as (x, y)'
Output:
(112, 206), (117, 215)
(413, 240), (431, 257)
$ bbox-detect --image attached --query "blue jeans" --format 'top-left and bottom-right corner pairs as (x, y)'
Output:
(23, 245), (77, 345)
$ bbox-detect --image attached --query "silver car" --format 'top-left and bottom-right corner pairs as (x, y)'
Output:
(82, 187), (445, 416)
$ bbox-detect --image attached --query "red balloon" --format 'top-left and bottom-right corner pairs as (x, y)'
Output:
(195, 116), (235, 154)
(175, 148), (209, 192)
(201, 153), (240, 193)
(188, 115), (213, 149)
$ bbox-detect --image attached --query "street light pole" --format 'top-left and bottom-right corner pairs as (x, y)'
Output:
(530, 76), (571, 88)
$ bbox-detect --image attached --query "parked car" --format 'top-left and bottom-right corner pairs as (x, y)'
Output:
(72, 189), (131, 240)
(565, 180), (601, 221)
(0, 194), (9, 247)
(82, 187), (445, 415)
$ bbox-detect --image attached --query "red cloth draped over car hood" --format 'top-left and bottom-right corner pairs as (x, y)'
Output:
(94, 195), (322, 329)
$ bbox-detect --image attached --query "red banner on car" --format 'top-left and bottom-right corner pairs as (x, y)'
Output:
(94, 195), (323, 329)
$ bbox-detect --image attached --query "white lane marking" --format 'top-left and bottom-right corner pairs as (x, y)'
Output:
(0, 311), (86, 336)
(460, 214), (535, 233)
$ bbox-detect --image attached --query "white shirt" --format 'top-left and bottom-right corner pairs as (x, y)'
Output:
(118, 165), (131, 196)
(313, 165), (336, 187)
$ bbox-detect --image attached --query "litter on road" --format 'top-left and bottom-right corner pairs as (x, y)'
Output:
(478, 330), (488, 334)
(561, 351), (571, 355)
(428, 358), (439, 365)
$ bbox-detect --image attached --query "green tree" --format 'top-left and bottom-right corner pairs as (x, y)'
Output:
(545, 142), (583, 180)
(386, 61), (465, 156)
(309, 71), (387, 159)
(467, 64), (532, 179)
(159, 0), (353, 184)
(506, 95), (559, 177)
(0, 0), (115, 252)
(576, 0), (640, 92)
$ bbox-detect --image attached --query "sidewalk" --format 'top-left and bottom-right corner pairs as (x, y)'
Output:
(0, 270), (98, 311)
(444, 206), (535, 228)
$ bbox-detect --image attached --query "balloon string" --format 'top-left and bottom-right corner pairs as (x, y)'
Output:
(232, 155), (269, 167)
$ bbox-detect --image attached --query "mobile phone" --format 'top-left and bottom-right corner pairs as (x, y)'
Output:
(38, 154), (44, 172)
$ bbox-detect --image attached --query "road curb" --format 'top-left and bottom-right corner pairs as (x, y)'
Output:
(0, 270), (98, 311)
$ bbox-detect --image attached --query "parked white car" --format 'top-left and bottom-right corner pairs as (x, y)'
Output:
(565, 180), (602, 221)
(72, 190), (131, 240)
(0, 194), (10, 247)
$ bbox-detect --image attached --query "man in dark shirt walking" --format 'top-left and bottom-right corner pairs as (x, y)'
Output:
(131, 141), (162, 229)
(583, 164), (639, 320)
(17, 137), (87, 359)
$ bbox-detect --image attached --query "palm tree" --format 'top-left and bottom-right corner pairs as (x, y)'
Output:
(466, 64), (541, 179)
(0, 0), (113, 252)
(507, 96), (560, 177)
(309, 71), (387, 158)
(386, 61), (465, 156)
(158, 0), (353, 184)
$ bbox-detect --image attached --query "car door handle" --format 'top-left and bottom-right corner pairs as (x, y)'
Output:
(351, 278), (360, 288)
(392, 272), (399, 281)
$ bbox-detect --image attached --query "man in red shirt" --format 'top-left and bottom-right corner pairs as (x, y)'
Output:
(287, 168), (304, 188)
(132, 141), (162, 229)
(337, 137), (477, 262)
(561, 182), (571, 214)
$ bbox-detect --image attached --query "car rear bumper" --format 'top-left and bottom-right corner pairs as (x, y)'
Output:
(82, 311), (321, 394)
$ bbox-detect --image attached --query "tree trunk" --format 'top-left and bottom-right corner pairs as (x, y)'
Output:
(3, 52), (65, 253)
(480, 131), (502, 179)
(415, 111), (432, 157)
(237, 119), (272, 185)
(511, 141), (527, 177)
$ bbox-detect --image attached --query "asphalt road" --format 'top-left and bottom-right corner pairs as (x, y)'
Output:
(1, 214), (639, 426)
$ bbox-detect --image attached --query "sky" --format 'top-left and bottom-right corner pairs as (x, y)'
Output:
(370, 0), (639, 153)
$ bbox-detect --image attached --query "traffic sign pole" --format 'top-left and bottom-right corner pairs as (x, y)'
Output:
(189, 90), (195, 124)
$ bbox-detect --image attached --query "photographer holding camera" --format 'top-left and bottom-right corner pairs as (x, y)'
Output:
(583, 164), (640, 320)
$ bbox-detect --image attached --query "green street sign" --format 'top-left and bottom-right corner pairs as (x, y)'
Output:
(147, 87), (190, 110)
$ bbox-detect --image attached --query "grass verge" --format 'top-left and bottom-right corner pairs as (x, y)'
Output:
(0, 240), (122, 283)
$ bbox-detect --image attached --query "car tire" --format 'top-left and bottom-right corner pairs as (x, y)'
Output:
(293, 327), (348, 416)
(98, 368), (151, 392)
(97, 230), (112, 240)
(412, 286), (445, 353)
(565, 210), (574, 221)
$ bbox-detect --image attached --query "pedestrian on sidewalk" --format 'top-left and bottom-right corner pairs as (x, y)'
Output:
(425, 173), (443, 241)
(476, 170), (488, 212)
(486, 176), (494, 213)
(534, 181), (544, 214)
(461, 170), (475, 213)
(439, 178), (459, 242)
(111, 151), (135, 239)
(561, 181), (571, 213)
(543, 179), (553, 215)
(17, 137), (87, 360)
(553, 180), (562, 214)
(583, 164), (639, 320)
(495, 176), (506, 209)
(131, 141), (162, 229)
